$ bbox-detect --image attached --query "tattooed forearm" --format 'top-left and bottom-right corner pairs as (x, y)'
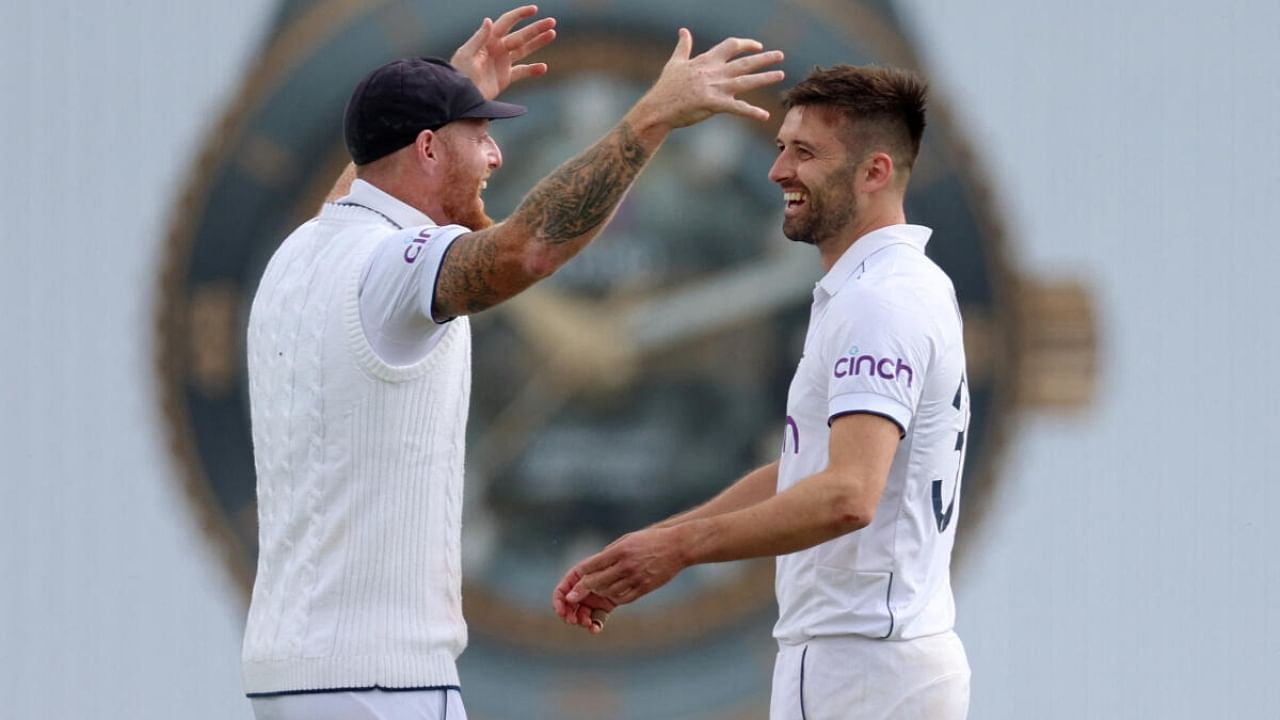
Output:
(434, 231), (504, 318)
(515, 121), (650, 243)
(433, 120), (657, 317)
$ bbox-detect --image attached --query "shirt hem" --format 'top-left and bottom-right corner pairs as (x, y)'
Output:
(243, 652), (461, 696)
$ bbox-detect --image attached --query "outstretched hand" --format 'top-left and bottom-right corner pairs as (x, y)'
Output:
(552, 567), (618, 634)
(554, 526), (689, 624)
(639, 28), (785, 129)
(451, 5), (557, 100)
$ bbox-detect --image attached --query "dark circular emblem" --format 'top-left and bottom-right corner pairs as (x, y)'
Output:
(157, 1), (1094, 716)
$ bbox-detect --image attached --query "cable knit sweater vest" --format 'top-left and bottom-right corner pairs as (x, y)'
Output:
(241, 205), (471, 694)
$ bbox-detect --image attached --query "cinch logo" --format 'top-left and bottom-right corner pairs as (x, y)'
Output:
(833, 347), (914, 387)
(783, 415), (799, 454)
(403, 229), (432, 263)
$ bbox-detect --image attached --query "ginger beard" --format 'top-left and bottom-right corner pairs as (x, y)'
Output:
(436, 132), (495, 231)
(438, 164), (493, 231)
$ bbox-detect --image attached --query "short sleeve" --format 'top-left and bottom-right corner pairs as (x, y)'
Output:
(819, 289), (934, 436)
(358, 224), (468, 364)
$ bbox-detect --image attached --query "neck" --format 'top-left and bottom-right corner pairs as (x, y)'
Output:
(358, 164), (441, 220)
(816, 204), (906, 272)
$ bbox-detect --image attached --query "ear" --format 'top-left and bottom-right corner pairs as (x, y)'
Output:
(414, 128), (438, 167)
(860, 152), (896, 193)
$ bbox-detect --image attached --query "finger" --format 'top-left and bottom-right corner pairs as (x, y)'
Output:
(724, 98), (771, 123)
(509, 62), (550, 84)
(726, 49), (784, 76)
(567, 565), (626, 603)
(453, 17), (493, 60)
(508, 27), (557, 62)
(552, 590), (574, 620)
(553, 567), (584, 614)
(575, 548), (623, 577)
(669, 27), (693, 62)
(600, 576), (638, 603)
(491, 4), (539, 37)
(727, 69), (786, 94)
(558, 603), (578, 623)
(582, 563), (631, 595)
(554, 567), (580, 593)
(589, 607), (609, 633)
(561, 599), (584, 624)
(565, 575), (597, 604)
(503, 18), (557, 55)
(705, 36), (764, 62)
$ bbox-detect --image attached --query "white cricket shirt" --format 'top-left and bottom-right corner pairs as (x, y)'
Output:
(774, 223), (970, 644)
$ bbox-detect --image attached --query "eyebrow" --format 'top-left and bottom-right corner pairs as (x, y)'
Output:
(778, 138), (817, 152)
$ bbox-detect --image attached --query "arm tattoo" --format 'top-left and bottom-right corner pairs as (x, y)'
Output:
(516, 121), (649, 244)
(435, 232), (502, 316)
(434, 121), (652, 316)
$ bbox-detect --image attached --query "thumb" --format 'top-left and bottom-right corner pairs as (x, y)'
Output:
(669, 27), (693, 62)
(453, 18), (492, 61)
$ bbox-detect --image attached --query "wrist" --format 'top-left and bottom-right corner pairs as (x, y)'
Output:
(667, 519), (705, 568)
(623, 99), (674, 150)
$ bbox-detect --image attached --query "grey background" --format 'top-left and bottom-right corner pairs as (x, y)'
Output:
(2, 0), (1277, 718)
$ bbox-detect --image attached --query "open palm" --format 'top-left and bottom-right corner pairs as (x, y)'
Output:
(450, 5), (557, 100)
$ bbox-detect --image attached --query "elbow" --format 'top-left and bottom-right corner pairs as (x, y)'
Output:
(830, 495), (875, 534)
(521, 244), (562, 281)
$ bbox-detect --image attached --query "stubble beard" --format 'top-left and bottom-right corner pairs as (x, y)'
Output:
(782, 167), (857, 247)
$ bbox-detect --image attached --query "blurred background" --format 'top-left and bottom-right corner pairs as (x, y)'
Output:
(2, 0), (1278, 718)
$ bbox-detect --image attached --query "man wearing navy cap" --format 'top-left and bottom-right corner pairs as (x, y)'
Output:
(241, 5), (784, 719)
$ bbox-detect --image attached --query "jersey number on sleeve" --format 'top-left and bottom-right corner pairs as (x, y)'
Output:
(932, 376), (969, 533)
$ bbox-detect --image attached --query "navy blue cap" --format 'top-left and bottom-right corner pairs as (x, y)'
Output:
(344, 57), (526, 165)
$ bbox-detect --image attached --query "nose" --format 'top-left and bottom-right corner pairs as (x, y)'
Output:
(487, 136), (502, 170)
(768, 151), (791, 185)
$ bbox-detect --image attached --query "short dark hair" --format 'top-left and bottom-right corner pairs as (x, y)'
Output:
(783, 65), (928, 171)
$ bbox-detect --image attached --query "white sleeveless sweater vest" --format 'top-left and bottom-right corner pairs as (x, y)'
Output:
(241, 204), (471, 694)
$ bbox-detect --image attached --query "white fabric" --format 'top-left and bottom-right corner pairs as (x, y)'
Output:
(768, 632), (969, 720)
(345, 179), (468, 365)
(251, 688), (468, 720)
(774, 224), (970, 643)
(242, 181), (473, 694)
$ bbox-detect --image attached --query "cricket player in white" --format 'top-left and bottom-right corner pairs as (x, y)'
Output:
(556, 65), (970, 719)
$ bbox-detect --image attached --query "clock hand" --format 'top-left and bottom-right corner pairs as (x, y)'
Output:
(497, 236), (816, 394)
(469, 287), (640, 484)
(502, 286), (640, 392)
(622, 241), (816, 356)
(472, 237), (815, 483)
(468, 363), (573, 488)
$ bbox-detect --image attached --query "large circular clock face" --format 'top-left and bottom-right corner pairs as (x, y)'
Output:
(159, 1), (1029, 717)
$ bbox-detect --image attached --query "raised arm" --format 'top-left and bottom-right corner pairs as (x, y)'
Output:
(432, 30), (784, 318)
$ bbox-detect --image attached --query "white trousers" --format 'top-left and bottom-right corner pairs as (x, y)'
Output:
(769, 632), (970, 720)
(251, 688), (467, 720)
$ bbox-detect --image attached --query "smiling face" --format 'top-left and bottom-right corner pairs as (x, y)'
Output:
(768, 106), (859, 248)
(433, 118), (503, 230)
